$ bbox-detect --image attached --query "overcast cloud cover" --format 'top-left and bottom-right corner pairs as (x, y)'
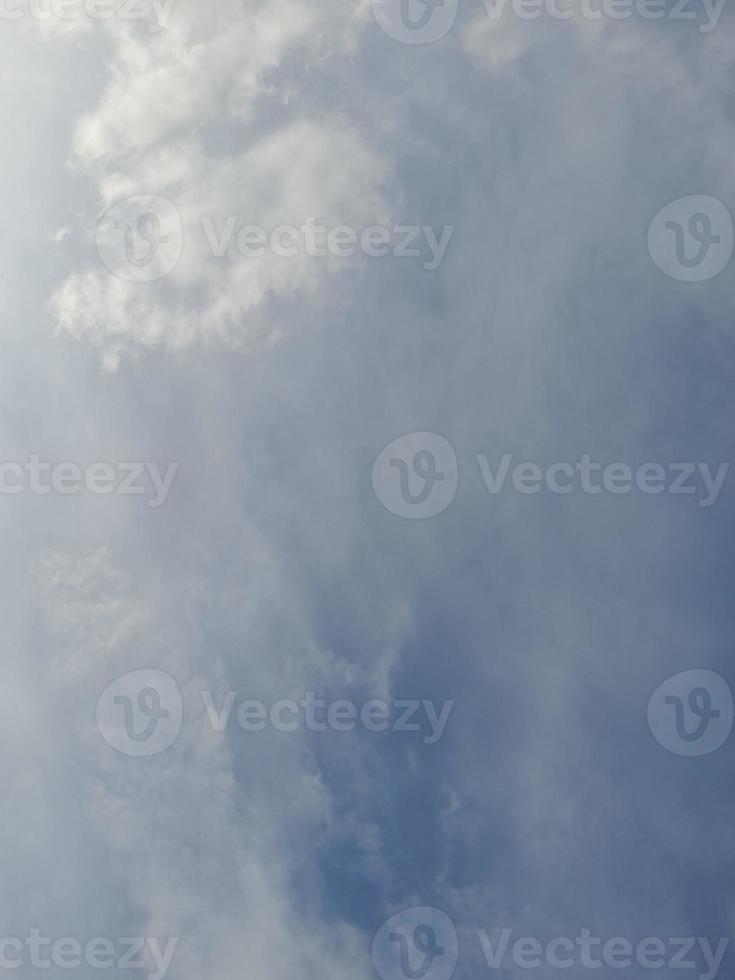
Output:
(2, 0), (735, 977)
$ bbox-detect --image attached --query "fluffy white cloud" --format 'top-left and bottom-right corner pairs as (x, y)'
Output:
(50, 0), (386, 369)
(52, 119), (391, 369)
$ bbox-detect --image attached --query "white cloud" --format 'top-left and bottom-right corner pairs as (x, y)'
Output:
(30, 545), (374, 980)
(50, 0), (385, 369)
(52, 119), (391, 369)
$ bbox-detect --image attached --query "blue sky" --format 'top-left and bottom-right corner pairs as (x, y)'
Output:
(0, 1), (734, 978)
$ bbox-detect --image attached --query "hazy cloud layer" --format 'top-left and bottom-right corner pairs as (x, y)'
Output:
(1, 0), (734, 978)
